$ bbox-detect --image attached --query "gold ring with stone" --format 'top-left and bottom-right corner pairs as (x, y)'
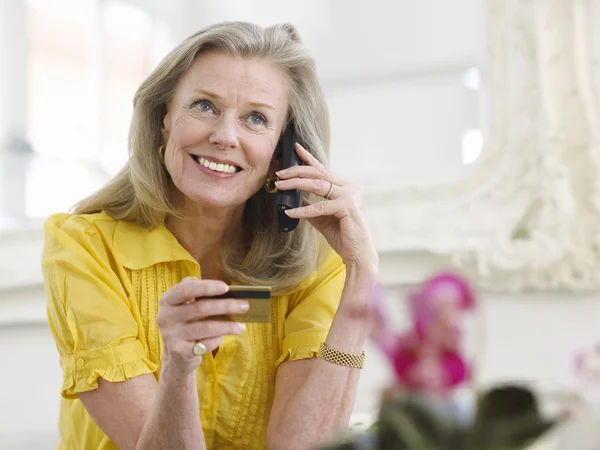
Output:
(193, 341), (208, 356)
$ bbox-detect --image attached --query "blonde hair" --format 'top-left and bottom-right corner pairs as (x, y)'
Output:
(74, 22), (331, 293)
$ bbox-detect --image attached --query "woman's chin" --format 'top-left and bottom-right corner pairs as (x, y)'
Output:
(184, 192), (245, 210)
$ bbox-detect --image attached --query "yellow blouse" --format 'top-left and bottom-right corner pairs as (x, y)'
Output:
(42, 211), (345, 450)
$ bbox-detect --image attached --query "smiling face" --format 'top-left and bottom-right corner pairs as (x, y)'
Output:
(161, 50), (289, 210)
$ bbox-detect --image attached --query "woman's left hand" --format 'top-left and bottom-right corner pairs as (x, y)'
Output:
(275, 143), (378, 273)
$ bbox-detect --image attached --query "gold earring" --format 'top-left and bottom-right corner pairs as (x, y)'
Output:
(264, 176), (278, 194)
(158, 145), (165, 160)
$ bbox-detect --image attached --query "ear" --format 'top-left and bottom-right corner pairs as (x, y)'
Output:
(160, 107), (171, 144)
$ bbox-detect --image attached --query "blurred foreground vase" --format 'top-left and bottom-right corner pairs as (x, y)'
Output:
(320, 384), (559, 450)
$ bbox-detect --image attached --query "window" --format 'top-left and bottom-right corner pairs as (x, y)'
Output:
(25, 0), (156, 217)
(100, 1), (153, 174)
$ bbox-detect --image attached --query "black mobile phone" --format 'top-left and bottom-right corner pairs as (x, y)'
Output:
(209, 286), (272, 323)
(275, 121), (303, 232)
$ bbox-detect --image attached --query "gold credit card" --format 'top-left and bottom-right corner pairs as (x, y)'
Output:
(210, 286), (272, 323)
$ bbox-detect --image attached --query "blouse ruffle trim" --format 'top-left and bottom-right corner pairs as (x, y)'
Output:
(61, 356), (157, 399)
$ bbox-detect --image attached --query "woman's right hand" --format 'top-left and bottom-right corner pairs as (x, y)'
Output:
(156, 277), (249, 376)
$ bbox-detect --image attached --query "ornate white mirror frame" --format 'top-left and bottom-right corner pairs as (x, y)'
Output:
(365, 0), (600, 291)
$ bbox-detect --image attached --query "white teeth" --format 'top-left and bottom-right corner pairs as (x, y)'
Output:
(196, 156), (238, 173)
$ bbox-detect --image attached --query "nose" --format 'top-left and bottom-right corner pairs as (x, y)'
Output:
(209, 114), (239, 150)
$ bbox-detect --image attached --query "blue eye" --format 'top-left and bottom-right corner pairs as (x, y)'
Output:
(195, 100), (214, 113)
(248, 112), (267, 127)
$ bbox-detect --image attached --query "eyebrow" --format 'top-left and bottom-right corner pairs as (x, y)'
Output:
(193, 88), (275, 111)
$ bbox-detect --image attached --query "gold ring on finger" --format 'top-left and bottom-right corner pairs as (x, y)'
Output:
(193, 341), (208, 356)
(325, 182), (335, 200)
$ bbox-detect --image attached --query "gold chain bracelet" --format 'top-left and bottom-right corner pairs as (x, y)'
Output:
(317, 342), (366, 369)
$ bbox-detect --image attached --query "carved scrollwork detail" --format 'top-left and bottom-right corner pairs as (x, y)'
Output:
(365, 0), (600, 291)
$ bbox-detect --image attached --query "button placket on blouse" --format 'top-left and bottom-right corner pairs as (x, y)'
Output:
(181, 262), (221, 427)
(200, 353), (219, 432)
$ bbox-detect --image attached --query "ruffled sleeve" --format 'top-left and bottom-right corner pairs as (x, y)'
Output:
(275, 250), (346, 367)
(42, 214), (157, 399)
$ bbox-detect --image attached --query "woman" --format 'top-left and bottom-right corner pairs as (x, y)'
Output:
(42, 21), (378, 450)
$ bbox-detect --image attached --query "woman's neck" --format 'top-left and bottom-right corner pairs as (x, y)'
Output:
(165, 198), (247, 280)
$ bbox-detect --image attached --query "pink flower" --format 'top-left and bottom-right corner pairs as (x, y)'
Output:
(369, 272), (476, 395)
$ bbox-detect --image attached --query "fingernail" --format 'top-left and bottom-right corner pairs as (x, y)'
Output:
(237, 323), (246, 332)
(284, 210), (292, 216)
(239, 301), (250, 311)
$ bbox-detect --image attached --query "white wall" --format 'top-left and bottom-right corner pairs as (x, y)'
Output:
(326, 72), (481, 185)
(181, 0), (486, 79)
(0, 321), (62, 440)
